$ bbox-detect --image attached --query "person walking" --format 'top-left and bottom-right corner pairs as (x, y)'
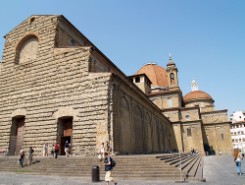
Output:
(104, 152), (117, 185)
(234, 149), (244, 175)
(43, 143), (48, 157)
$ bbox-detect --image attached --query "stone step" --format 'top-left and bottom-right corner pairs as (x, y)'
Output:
(0, 153), (202, 181)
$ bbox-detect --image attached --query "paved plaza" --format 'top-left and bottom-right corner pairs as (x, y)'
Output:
(0, 155), (244, 185)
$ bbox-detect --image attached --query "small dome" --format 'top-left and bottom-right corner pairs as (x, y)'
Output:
(135, 63), (168, 87)
(183, 90), (214, 104)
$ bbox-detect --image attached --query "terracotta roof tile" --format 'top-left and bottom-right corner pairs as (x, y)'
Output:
(183, 90), (214, 103)
(135, 63), (168, 87)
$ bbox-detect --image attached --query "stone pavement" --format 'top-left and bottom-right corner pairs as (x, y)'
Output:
(0, 155), (244, 185)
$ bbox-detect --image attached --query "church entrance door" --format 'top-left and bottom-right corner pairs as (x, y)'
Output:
(9, 117), (25, 155)
(57, 117), (73, 155)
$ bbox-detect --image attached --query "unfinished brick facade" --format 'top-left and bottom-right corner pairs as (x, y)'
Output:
(0, 15), (232, 157)
(0, 15), (177, 156)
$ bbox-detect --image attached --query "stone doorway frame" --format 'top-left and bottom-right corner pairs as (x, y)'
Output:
(9, 116), (25, 155)
(57, 116), (73, 155)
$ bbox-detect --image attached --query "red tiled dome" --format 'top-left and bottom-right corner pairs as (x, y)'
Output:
(135, 63), (168, 87)
(183, 90), (214, 104)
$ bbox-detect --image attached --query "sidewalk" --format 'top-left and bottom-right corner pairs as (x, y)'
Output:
(0, 155), (244, 185)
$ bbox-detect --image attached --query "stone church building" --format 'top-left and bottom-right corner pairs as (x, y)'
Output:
(0, 15), (232, 156)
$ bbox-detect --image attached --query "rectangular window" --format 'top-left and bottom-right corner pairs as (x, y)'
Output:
(167, 98), (173, 108)
(187, 128), (192, 137)
(135, 77), (140, 83)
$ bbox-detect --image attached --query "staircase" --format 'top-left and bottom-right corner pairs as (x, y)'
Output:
(0, 153), (204, 182)
(157, 153), (205, 181)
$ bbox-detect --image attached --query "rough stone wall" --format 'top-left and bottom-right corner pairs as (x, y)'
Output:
(0, 15), (112, 156)
(181, 122), (204, 154)
(163, 110), (180, 122)
(185, 101), (213, 108)
(150, 93), (180, 109)
(172, 124), (183, 152)
(180, 108), (200, 121)
(200, 106), (215, 112)
(201, 111), (233, 155)
(203, 124), (233, 155)
(0, 15), (59, 153)
(201, 111), (228, 124)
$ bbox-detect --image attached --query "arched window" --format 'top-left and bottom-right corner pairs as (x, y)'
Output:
(16, 35), (39, 64)
(170, 73), (175, 84)
(170, 73), (175, 80)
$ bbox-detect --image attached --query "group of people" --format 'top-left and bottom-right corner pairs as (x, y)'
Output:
(18, 147), (34, 167)
(99, 141), (117, 185)
(43, 142), (67, 159)
(191, 148), (197, 155)
(19, 141), (71, 167)
(42, 143), (59, 159)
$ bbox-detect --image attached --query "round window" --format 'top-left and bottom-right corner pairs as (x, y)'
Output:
(185, 114), (190, 120)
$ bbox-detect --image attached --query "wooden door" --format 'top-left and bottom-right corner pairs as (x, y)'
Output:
(9, 117), (25, 155)
(16, 117), (25, 154)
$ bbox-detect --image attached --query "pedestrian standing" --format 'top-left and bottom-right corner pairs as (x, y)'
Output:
(54, 143), (59, 159)
(106, 141), (112, 153)
(50, 144), (55, 158)
(104, 152), (117, 185)
(28, 147), (34, 165)
(19, 150), (25, 167)
(99, 142), (105, 162)
(42, 143), (48, 157)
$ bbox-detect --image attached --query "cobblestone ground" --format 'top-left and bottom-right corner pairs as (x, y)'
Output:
(0, 155), (244, 185)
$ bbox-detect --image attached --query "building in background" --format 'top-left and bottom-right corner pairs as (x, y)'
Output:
(132, 58), (233, 155)
(230, 111), (245, 152)
(229, 111), (245, 122)
(0, 15), (233, 156)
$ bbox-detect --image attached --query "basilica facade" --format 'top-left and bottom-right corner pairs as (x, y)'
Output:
(0, 15), (232, 156)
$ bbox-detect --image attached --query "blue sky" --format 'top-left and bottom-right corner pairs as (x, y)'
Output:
(0, 0), (244, 115)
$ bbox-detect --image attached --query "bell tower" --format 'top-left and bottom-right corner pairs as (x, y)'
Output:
(166, 54), (179, 90)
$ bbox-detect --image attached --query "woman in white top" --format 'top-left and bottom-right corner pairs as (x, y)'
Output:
(100, 142), (105, 161)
